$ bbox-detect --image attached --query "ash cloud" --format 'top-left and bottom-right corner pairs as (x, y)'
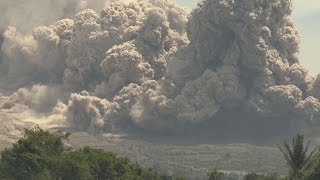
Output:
(0, 0), (105, 33)
(1, 0), (320, 137)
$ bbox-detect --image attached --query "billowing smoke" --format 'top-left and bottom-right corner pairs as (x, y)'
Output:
(0, 0), (106, 33)
(1, 0), (320, 137)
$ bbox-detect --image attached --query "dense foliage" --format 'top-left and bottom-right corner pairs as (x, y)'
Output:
(0, 126), (164, 180)
(207, 169), (225, 180)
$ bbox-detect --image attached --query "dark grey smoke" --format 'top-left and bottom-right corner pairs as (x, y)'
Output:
(0, 32), (4, 47)
(0, 0), (319, 139)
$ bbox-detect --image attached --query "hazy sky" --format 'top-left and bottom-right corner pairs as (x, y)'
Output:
(175, 0), (320, 74)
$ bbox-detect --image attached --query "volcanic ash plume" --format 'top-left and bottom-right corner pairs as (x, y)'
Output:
(0, 0), (106, 33)
(0, 0), (188, 132)
(1, 0), (320, 135)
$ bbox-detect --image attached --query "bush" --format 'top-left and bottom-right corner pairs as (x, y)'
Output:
(207, 169), (225, 180)
(0, 126), (70, 179)
(0, 126), (163, 180)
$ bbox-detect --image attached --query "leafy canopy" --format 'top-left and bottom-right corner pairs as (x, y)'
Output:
(0, 126), (164, 180)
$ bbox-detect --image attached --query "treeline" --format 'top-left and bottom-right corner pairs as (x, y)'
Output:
(1, 127), (320, 180)
(0, 126), (185, 180)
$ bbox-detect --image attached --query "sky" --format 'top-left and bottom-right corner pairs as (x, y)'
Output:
(175, 0), (320, 74)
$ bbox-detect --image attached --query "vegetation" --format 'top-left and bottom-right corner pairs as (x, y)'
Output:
(3, 127), (320, 179)
(303, 152), (320, 179)
(243, 173), (283, 180)
(277, 133), (318, 179)
(207, 169), (225, 180)
(0, 126), (167, 180)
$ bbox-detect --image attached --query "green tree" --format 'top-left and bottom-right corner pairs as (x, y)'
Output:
(0, 126), (164, 180)
(277, 133), (318, 179)
(207, 168), (225, 180)
(75, 146), (161, 180)
(0, 125), (70, 179)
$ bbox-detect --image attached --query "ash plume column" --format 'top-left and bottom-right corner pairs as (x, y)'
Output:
(0, 0), (189, 132)
(121, 0), (320, 132)
(171, 0), (320, 132)
(0, 31), (4, 47)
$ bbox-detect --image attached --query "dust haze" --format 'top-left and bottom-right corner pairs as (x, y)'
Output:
(1, 0), (319, 142)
